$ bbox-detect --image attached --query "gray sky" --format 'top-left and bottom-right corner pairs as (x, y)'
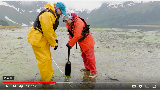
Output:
(48, 0), (151, 11)
(1, 0), (151, 11)
(50, 1), (106, 11)
(49, 1), (124, 11)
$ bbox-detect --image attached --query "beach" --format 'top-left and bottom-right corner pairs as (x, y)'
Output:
(0, 27), (160, 89)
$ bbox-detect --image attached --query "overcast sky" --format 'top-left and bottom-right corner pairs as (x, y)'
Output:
(45, 0), (152, 11)
(1, 0), (152, 11)
(48, 1), (124, 11)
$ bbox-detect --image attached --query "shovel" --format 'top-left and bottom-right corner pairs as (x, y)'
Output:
(65, 47), (71, 76)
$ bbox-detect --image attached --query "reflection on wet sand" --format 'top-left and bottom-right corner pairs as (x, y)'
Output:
(77, 71), (96, 89)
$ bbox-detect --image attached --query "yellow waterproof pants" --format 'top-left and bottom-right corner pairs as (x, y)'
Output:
(32, 43), (53, 82)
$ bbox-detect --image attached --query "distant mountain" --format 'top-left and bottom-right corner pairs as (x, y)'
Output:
(0, 1), (46, 26)
(87, 1), (160, 28)
(1, 1), (160, 28)
(0, 20), (9, 26)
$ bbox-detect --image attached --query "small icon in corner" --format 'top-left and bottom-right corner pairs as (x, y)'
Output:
(145, 85), (149, 88)
(3, 76), (14, 80)
(13, 85), (16, 87)
(132, 85), (136, 88)
(19, 85), (23, 88)
(139, 85), (142, 88)
(153, 85), (156, 89)
(6, 85), (8, 87)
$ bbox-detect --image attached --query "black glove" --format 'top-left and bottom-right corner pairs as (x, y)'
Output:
(66, 43), (72, 49)
(54, 45), (58, 50)
(54, 39), (58, 50)
(55, 39), (58, 43)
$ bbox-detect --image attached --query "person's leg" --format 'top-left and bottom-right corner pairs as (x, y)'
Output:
(85, 46), (97, 76)
(81, 49), (90, 71)
(32, 43), (53, 82)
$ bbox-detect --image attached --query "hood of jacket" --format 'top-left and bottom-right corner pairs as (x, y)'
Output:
(44, 3), (57, 18)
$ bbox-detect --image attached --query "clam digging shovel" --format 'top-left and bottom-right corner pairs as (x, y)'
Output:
(65, 47), (71, 76)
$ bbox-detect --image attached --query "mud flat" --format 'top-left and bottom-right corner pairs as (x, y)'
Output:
(0, 27), (160, 89)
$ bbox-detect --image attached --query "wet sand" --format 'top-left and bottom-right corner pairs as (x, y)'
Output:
(0, 27), (160, 89)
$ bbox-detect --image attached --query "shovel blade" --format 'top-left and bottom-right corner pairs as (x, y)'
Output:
(65, 61), (71, 76)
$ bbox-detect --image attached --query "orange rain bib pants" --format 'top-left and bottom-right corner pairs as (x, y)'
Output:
(81, 46), (97, 74)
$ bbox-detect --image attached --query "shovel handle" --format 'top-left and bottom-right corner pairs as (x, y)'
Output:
(76, 42), (77, 49)
(68, 47), (70, 61)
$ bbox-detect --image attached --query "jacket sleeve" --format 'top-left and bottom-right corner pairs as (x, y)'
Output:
(68, 18), (84, 47)
(69, 33), (72, 41)
(66, 24), (72, 41)
(40, 12), (57, 47)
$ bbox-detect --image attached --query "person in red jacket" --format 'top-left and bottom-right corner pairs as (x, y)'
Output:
(62, 12), (97, 78)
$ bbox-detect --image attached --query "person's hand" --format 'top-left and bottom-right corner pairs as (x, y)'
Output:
(55, 39), (58, 43)
(54, 45), (58, 50)
(66, 43), (72, 49)
(54, 39), (58, 50)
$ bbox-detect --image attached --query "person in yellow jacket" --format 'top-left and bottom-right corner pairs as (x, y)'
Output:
(27, 2), (67, 82)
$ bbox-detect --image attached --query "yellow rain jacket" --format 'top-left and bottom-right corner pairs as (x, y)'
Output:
(27, 3), (57, 48)
(27, 3), (58, 82)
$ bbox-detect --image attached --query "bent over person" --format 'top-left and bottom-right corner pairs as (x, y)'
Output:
(27, 2), (67, 82)
(62, 12), (97, 78)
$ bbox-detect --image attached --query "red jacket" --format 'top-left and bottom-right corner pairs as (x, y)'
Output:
(66, 15), (95, 52)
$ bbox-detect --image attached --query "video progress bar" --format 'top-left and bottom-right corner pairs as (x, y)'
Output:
(73, 82), (157, 83)
(3, 82), (74, 83)
(3, 82), (157, 84)
(3, 82), (56, 83)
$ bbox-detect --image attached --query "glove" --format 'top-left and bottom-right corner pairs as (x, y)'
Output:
(55, 39), (58, 43)
(66, 43), (72, 49)
(54, 39), (58, 50)
(54, 45), (58, 50)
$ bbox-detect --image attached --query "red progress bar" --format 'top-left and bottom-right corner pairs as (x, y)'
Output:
(3, 82), (56, 83)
